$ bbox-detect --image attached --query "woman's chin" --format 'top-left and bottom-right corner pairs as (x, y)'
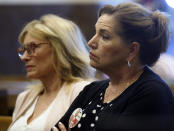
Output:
(26, 72), (38, 79)
(90, 61), (102, 70)
(90, 61), (97, 68)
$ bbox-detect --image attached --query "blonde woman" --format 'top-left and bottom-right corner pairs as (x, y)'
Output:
(8, 14), (95, 131)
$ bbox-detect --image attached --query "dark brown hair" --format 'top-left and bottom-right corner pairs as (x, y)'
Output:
(99, 2), (170, 66)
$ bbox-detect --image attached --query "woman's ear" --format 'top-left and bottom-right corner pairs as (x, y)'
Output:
(127, 41), (140, 61)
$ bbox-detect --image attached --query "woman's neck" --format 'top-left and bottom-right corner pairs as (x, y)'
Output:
(108, 65), (144, 88)
(40, 71), (62, 95)
(103, 66), (144, 103)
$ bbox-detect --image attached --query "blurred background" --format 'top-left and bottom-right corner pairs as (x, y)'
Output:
(0, 0), (174, 116)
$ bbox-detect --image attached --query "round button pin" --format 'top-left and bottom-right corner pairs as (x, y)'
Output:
(69, 108), (83, 128)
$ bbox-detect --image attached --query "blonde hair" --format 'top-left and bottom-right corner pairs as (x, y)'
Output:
(19, 14), (95, 83)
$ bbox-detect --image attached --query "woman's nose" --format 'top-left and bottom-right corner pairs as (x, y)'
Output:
(20, 51), (30, 62)
(88, 35), (98, 49)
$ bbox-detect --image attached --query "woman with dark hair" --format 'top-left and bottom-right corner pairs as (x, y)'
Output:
(53, 2), (174, 131)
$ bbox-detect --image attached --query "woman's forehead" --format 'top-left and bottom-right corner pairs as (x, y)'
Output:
(23, 32), (47, 45)
(96, 14), (116, 32)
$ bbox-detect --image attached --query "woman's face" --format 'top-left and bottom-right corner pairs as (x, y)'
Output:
(21, 33), (55, 79)
(88, 14), (130, 73)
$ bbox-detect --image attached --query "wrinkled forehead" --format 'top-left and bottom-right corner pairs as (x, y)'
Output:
(95, 14), (116, 32)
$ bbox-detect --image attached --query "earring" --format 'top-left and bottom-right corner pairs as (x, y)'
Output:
(128, 61), (131, 68)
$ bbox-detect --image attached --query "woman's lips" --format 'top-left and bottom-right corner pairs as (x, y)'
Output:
(26, 65), (34, 71)
(89, 52), (99, 63)
(89, 52), (96, 59)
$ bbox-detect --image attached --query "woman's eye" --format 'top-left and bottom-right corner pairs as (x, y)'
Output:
(31, 43), (39, 47)
(30, 44), (39, 50)
(102, 34), (110, 40)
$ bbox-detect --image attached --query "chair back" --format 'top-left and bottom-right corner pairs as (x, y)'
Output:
(0, 116), (12, 131)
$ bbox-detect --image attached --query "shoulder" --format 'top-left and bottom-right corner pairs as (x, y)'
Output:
(15, 89), (31, 104)
(137, 66), (172, 94)
(69, 79), (108, 93)
(71, 80), (92, 88)
(69, 79), (109, 102)
(16, 84), (42, 101)
(12, 89), (31, 120)
(135, 79), (173, 102)
(12, 85), (42, 119)
(69, 80), (93, 103)
(75, 79), (109, 99)
(129, 67), (174, 107)
(84, 79), (109, 90)
(69, 80), (91, 94)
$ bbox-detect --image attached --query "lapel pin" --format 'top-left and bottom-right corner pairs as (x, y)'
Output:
(69, 108), (83, 128)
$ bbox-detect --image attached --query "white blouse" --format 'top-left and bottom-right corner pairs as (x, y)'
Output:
(8, 80), (91, 131)
(10, 96), (56, 131)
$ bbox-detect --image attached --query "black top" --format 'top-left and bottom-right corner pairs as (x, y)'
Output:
(56, 67), (174, 131)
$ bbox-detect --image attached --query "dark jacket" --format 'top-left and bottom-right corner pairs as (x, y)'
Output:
(57, 67), (174, 131)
